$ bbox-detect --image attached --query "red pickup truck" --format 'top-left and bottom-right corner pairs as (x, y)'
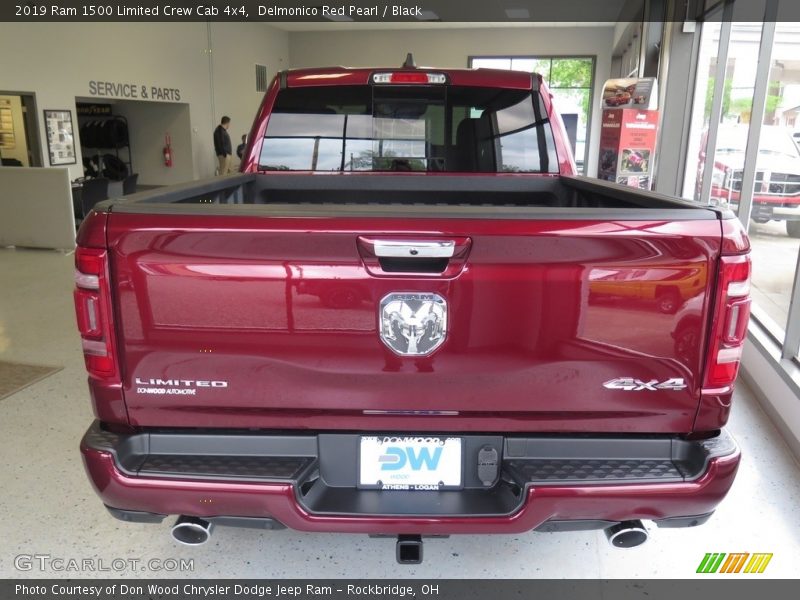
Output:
(76, 60), (750, 564)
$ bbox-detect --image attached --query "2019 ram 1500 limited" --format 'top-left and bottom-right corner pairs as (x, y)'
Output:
(76, 61), (750, 564)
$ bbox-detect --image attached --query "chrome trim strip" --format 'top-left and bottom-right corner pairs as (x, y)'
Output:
(373, 240), (455, 258)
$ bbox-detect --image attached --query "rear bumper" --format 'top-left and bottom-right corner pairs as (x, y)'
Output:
(81, 421), (740, 535)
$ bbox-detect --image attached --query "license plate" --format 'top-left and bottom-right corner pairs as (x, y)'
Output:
(359, 436), (462, 490)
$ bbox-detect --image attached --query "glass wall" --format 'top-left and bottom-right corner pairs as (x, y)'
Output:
(685, 13), (800, 354)
(470, 56), (594, 173)
(682, 21), (723, 201)
(749, 23), (800, 339)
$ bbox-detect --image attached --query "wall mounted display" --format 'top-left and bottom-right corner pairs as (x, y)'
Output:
(44, 109), (76, 165)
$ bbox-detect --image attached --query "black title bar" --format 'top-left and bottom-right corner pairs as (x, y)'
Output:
(4, 0), (800, 22)
(5, 580), (800, 600)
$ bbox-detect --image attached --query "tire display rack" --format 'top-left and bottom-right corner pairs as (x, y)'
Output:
(78, 114), (133, 181)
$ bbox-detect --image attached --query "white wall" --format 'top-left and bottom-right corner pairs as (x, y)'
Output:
(111, 100), (194, 186)
(210, 22), (289, 163)
(288, 25), (615, 177)
(0, 167), (75, 250)
(613, 21), (630, 50)
(0, 22), (288, 182)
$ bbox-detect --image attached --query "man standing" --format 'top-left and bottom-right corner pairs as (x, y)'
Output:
(236, 134), (247, 160)
(214, 116), (232, 175)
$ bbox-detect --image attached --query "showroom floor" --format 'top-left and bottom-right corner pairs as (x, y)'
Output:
(1, 247), (799, 579)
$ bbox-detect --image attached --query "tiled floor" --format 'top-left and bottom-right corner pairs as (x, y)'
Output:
(1, 247), (799, 578)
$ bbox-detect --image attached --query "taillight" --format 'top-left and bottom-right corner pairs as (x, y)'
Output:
(372, 72), (447, 84)
(74, 248), (118, 380)
(703, 255), (751, 390)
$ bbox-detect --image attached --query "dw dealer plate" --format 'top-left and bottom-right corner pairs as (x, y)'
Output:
(358, 436), (462, 490)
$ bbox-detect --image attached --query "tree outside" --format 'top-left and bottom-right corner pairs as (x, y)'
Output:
(704, 76), (783, 124)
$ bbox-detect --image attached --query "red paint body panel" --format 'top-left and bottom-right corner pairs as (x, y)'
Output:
(88, 379), (128, 423)
(82, 447), (739, 534)
(720, 217), (751, 255)
(540, 77), (577, 177)
(107, 212), (723, 433)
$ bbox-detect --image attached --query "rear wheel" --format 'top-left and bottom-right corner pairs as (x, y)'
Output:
(787, 221), (800, 239)
(656, 289), (680, 314)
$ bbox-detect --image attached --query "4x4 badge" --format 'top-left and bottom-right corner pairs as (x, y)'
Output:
(603, 377), (687, 391)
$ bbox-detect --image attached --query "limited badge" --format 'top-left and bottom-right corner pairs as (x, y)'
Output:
(379, 293), (447, 356)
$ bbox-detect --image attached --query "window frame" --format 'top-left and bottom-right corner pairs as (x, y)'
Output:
(259, 85), (559, 174)
(468, 54), (597, 174)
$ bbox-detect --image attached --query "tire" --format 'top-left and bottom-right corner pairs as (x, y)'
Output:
(787, 221), (800, 239)
(674, 323), (700, 366)
(656, 289), (680, 314)
(102, 154), (128, 181)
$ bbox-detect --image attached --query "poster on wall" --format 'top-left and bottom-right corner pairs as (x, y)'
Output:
(0, 98), (16, 149)
(601, 77), (657, 110)
(43, 109), (76, 165)
(599, 109), (660, 190)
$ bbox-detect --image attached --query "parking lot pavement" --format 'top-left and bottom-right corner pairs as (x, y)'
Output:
(748, 219), (799, 330)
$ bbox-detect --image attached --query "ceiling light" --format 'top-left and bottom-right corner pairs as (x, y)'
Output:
(416, 10), (439, 20)
(505, 8), (531, 19)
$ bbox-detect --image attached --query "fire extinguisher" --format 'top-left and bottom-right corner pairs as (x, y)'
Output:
(163, 133), (173, 167)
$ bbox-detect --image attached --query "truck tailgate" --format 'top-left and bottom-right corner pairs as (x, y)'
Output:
(107, 211), (721, 432)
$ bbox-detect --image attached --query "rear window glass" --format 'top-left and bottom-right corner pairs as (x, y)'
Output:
(259, 84), (558, 173)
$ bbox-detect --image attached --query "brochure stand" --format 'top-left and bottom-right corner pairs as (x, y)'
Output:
(597, 78), (659, 190)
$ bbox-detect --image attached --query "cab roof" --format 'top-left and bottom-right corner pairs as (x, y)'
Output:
(284, 66), (539, 90)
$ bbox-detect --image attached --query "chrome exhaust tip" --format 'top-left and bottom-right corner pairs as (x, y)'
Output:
(171, 516), (214, 546)
(605, 520), (648, 548)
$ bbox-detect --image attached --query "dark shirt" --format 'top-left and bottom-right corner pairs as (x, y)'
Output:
(236, 142), (246, 159)
(214, 125), (232, 156)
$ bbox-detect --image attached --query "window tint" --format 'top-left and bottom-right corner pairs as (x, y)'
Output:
(495, 95), (556, 172)
(471, 56), (594, 173)
(259, 85), (558, 173)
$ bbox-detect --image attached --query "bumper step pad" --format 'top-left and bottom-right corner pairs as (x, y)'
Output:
(82, 422), (317, 483)
(82, 422), (737, 517)
(505, 457), (685, 484)
(137, 454), (312, 480)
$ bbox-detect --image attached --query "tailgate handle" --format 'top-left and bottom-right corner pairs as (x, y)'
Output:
(373, 240), (455, 259)
(357, 236), (471, 277)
